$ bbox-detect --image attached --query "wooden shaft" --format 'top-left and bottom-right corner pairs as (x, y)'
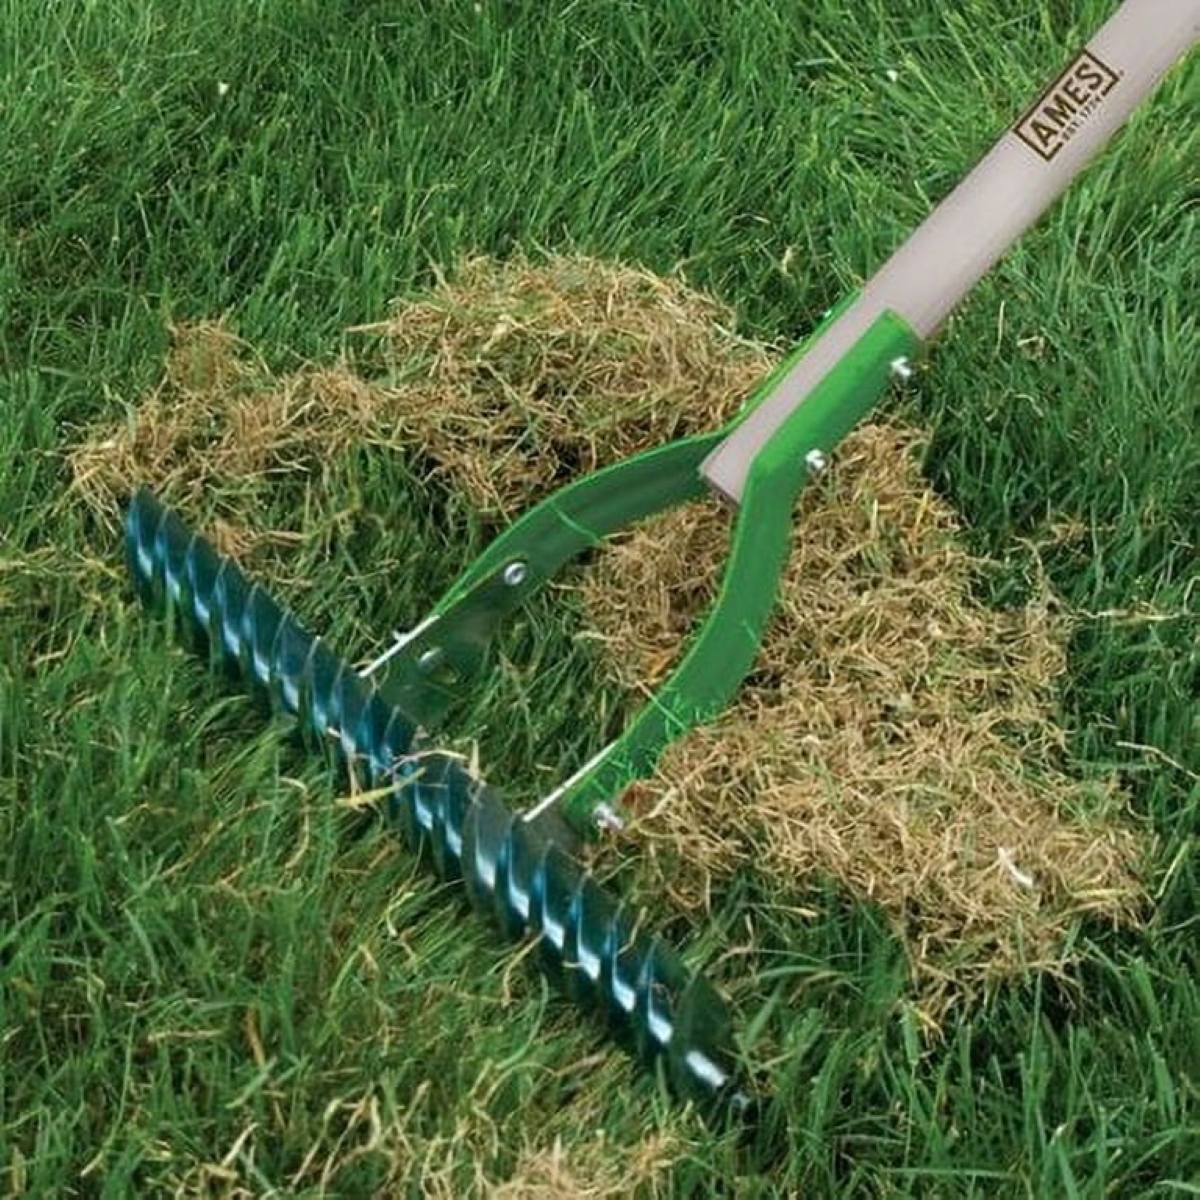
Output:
(702, 0), (1200, 504)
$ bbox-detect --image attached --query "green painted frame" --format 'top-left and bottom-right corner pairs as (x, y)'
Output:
(376, 303), (919, 834)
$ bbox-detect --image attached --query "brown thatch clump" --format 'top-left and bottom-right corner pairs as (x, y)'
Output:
(486, 1132), (677, 1200)
(578, 424), (1147, 1019)
(69, 253), (1148, 1021)
(349, 254), (764, 517)
(69, 319), (391, 558)
(167, 1075), (677, 1198)
(70, 255), (766, 546)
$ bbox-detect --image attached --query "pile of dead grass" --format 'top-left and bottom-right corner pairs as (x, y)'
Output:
(70, 319), (388, 558)
(71, 255), (765, 548)
(69, 253), (1148, 1022)
(350, 255), (763, 516)
(579, 424), (1147, 1019)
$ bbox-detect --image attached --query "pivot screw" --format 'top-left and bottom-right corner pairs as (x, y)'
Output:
(502, 561), (528, 587)
(417, 646), (444, 672)
(593, 802), (626, 833)
(890, 356), (915, 383)
(804, 448), (828, 476)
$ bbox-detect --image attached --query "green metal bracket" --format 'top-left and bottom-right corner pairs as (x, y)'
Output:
(374, 431), (722, 725)
(554, 307), (920, 833)
(372, 292), (872, 725)
(373, 300), (919, 837)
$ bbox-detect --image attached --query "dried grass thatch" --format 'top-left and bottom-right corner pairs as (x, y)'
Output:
(579, 425), (1146, 1019)
(70, 253), (1148, 1022)
(71, 255), (765, 546)
(349, 255), (762, 516)
(167, 1076), (677, 1198)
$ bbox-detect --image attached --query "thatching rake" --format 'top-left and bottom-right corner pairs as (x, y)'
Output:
(124, 0), (1196, 1134)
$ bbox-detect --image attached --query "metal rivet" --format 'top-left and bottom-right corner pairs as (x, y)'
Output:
(593, 802), (626, 833)
(417, 646), (444, 672)
(804, 448), (828, 476)
(502, 561), (528, 587)
(890, 356), (914, 383)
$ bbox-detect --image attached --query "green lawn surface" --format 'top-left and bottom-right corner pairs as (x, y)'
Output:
(2, 1), (1197, 1195)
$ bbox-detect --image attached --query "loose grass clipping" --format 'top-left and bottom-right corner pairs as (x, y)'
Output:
(168, 1027), (678, 1197)
(70, 253), (1147, 1020)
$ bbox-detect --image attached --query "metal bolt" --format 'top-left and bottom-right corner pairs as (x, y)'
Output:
(804, 448), (828, 476)
(593, 802), (626, 834)
(502, 560), (528, 587)
(890, 356), (914, 383)
(417, 646), (444, 673)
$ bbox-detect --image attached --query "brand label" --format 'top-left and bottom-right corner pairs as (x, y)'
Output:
(1014, 50), (1120, 161)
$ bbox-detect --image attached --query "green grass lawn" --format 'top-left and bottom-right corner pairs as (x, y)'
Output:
(2, 1), (1197, 1194)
